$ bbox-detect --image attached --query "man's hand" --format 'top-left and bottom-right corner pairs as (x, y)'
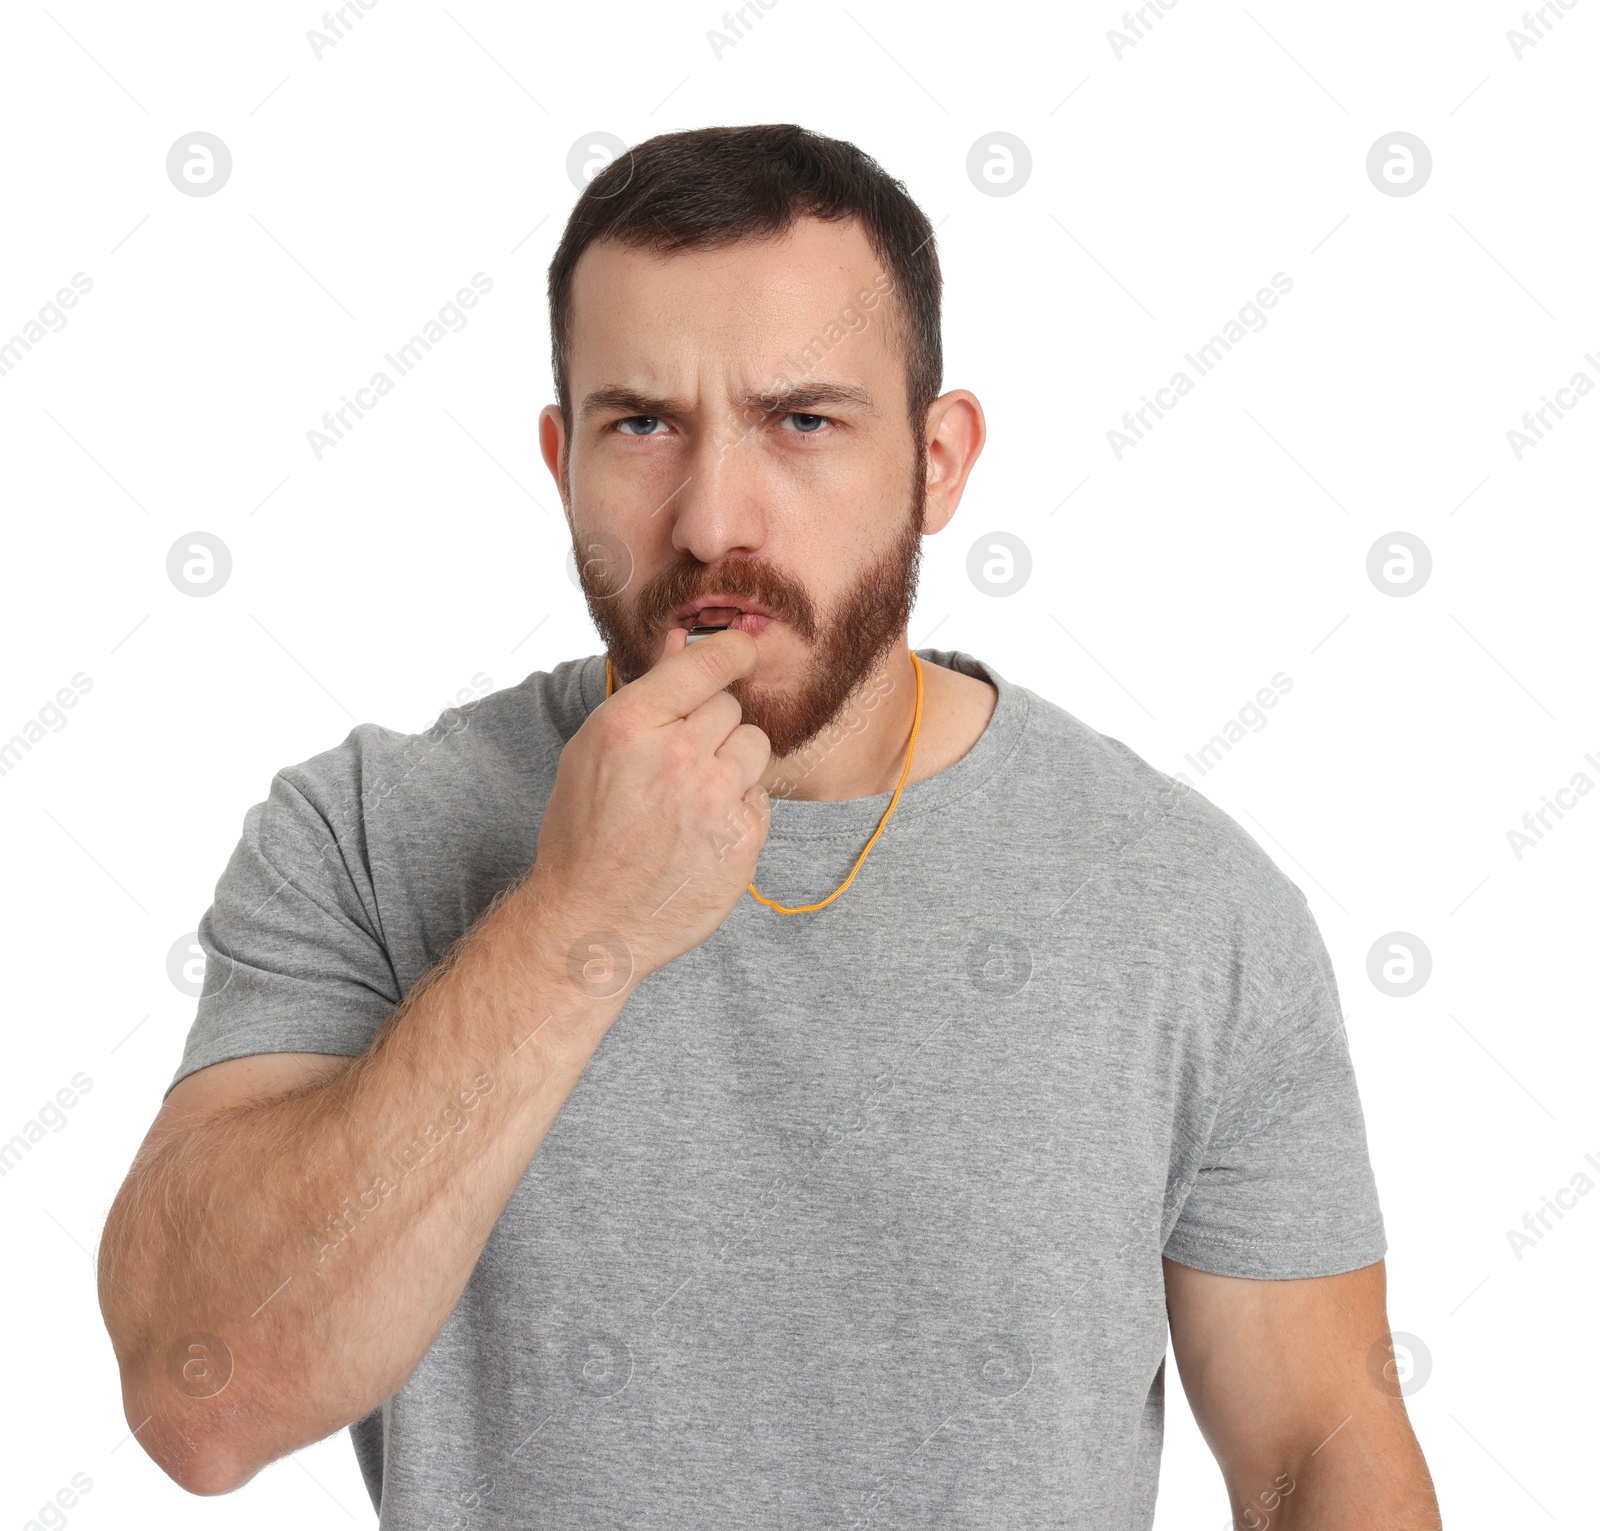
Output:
(529, 626), (772, 982)
(1164, 1257), (1441, 1529)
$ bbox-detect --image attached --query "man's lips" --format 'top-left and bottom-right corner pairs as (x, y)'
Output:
(672, 599), (777, 637)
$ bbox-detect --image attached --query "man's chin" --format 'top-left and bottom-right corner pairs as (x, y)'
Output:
(733, 668), (876, 763)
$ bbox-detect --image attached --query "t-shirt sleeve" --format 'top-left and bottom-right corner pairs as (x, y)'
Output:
(166, 764), (402, 1098)
(1161, 909), (1387, 1281)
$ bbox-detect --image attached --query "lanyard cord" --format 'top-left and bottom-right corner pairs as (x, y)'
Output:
(603, 650), (925, 914)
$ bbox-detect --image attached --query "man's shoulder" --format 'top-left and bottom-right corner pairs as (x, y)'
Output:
(1009, 676), (1321, 967)
(257, 654), (601, 836)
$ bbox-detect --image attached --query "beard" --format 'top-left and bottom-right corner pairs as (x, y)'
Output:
(575, 446), (926, 761)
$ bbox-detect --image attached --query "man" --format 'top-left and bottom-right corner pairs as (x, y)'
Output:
(98, 124), (1441, 1527)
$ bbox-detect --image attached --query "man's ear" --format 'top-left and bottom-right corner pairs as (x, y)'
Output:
(538, 404), (573, 524)
(920, 390), (986, 535)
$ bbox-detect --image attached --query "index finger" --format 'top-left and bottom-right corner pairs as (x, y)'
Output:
(613, 625), (760, 725)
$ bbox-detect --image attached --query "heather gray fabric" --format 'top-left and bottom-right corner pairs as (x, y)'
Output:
(170, 649), (1385, 1529)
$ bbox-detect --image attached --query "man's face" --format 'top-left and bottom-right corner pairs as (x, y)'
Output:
(544, 216), (926, 760)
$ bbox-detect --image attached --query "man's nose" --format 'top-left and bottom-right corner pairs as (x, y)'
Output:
(667, 409), (770, 563)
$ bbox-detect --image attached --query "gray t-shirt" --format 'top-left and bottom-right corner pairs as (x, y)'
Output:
(171, 649), (1385, 1529)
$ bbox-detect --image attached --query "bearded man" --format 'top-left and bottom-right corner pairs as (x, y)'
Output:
(99, 123), (1439, 1530)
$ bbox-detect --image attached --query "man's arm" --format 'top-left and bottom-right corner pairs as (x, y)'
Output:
(1163, 1257), (1441, 1529)
(97, 629), (773, 1495)
(97, 881), (632, 1494)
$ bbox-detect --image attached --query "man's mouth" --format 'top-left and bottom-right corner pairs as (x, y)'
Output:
(673, 600), (776, 638)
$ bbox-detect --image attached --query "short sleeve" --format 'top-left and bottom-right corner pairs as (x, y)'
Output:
(1162, 918), (1387, 1280)
(167, 767), (402, 1097)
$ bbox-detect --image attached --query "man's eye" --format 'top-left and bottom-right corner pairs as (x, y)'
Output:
(782, 413), (828, 433)
(615, 416), (664, 436)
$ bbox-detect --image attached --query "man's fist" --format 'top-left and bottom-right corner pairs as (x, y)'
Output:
(527, 627), (772, 994)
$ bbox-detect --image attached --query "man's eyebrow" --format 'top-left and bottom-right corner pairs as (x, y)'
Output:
(742, 382), (877, 416)
(577, 385), (691, 422)
(577, 381), (878, 422)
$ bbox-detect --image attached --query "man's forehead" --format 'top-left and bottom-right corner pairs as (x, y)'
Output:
(566, 217), (901, 406)
(573, 214), (884, 302)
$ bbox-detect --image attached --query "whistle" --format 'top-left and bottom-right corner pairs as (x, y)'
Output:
(685, 621), (733, 645)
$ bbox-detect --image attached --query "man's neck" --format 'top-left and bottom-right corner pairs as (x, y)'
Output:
(760, 644), (998, 803)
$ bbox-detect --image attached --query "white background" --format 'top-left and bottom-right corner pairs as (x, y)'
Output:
(2, 1), (1595, 1525)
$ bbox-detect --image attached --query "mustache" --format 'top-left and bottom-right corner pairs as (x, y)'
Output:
(635, 558), (818, 642)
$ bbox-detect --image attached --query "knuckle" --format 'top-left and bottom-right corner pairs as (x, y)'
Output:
(663, 728), (699, 772)
(697, 775), (731, 819)
(712, 756), (747, 800)
(735, 722), (772, 761)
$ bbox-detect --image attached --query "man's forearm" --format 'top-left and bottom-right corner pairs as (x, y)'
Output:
(97, 870), (631, 1493)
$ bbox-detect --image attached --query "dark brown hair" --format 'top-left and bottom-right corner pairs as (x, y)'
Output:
(547, 123), (942, 438)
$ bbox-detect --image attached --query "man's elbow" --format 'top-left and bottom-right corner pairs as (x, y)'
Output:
(139, 1419), (252, 1496)
(120, 1369), (263, 1497)
(164, 1442), (254, 1498)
